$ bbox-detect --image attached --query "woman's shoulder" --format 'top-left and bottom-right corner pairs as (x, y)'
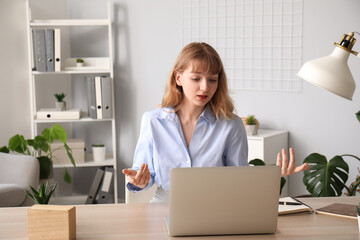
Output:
(141, 107), (175, 121)
(217, 113), (244, 130)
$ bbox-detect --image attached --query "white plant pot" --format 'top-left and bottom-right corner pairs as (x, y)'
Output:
(76, 62), (84, 67)
(246, 125), (258, 136)
(92, 146), (106, 162)
(358, 215), (360, 232)
(55, 101), (66, 111)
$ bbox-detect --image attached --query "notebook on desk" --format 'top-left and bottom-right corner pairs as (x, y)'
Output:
(165, 166), (281, 237)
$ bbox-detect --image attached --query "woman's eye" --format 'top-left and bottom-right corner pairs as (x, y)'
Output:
(192, 78), (200, 81)
(209, 79), (217, 83)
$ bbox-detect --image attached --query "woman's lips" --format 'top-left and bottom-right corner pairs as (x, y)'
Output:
(197, 95), (208, 100)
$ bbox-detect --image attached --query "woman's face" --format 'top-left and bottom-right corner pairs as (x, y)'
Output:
(175, 63), (218, 108)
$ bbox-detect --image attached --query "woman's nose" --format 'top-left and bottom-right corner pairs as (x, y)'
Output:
(200, 79), (208, 91)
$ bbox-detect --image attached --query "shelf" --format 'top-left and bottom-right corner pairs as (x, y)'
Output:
(32, 69), (111, 75)
(53, 158), (115, 168)
(34, 116), (114, 123)
(30, 19), (109, 27)
(27, 0), (118, 204)
(32, 57), (111, 74)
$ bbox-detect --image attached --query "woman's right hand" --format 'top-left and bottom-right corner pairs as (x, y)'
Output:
(122, 163), (150, 189)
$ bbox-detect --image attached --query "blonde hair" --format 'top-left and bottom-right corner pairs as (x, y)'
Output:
(161, 42), (236, 120)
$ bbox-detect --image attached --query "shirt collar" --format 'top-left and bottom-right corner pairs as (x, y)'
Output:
(158, 105), (217, 125)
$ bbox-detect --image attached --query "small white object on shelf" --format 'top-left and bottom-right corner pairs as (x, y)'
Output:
(37, 108), (81, 120)
(92, 145), (106, 162)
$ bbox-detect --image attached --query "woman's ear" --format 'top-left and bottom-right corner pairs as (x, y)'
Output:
(174, 71), (182, 86)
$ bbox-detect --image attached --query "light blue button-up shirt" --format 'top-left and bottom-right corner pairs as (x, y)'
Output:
(128, 105), (249, 192)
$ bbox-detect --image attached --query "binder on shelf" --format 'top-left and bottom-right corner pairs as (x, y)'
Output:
(86, 76), (97, 119)
(54, 28), (61, 72)
(101, 76), (112, 119)
(36, 108), (81, 120)
(85, 168), (104, 204)
(97, 167), (114, 204)
(32, 29), (46, 72)
(95, 76), (103, 119)
(44, 29), (54, 72)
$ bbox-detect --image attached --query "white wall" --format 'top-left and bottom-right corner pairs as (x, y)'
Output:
(1, 0), (360, 199)
(112, 0), (360, 197)
(0, 0), (31, 143)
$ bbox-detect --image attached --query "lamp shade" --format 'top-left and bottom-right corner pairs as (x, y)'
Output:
(297, 47), (356, 100)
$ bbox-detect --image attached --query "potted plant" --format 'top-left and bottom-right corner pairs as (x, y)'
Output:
(54, 92), (66, 111)
(303, 153), (360, 197)
(245, 115), (258, 136)
(0, 124), (76, 184)
(25, 181), (57, 204)
(92, 144), (106, 162)
(76, 58), (84, 67)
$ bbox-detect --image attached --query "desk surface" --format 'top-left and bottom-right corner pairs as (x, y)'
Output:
(1, 197), (359, 239)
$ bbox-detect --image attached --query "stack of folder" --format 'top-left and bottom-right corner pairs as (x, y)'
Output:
(86, 76), (112, 119)
(85, 167), (114, 204)
(32, 29), (61, 72)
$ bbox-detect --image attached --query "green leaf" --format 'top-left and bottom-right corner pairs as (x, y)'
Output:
(24, 189), (37, 203)
(41, 128), (51, 143)
(49, 124), (67, 143)
(64, 143), (75, 167)
(8, 134), (28, 154)
(303, 153), (349, 197)
(63, 168), (72, 184)
(37, 156), (52, 180)
(249, 158), (266, 166)
(356, 111), (360, 123)
(29, 185), (39, 196)
(0, 146), (9, 153)
(30, 136), (49, 153)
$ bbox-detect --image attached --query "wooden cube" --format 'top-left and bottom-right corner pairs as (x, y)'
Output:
(27, 205), (76, 240)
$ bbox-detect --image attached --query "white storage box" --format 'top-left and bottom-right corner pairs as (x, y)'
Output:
(52, 139), (85, 165)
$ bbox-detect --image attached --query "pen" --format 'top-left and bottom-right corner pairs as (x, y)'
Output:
(279, 201), (302, 206)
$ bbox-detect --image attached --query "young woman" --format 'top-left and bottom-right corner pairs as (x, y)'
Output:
(122, 42), (308, 202)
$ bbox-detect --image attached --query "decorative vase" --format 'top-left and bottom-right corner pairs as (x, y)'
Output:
(246, 125), (257, 136)
(55, 101), (66, 111)
(92, 146), (106, 162)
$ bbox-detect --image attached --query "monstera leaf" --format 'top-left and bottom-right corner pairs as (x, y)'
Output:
(303, 153), (349, 197)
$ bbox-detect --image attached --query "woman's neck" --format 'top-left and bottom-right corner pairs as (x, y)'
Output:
(177, 102), (205, 124)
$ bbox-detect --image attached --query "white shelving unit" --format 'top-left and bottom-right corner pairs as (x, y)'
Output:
(25, 0), (118, 204)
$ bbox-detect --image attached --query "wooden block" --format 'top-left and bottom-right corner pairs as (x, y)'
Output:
(27, 205), (76, 240)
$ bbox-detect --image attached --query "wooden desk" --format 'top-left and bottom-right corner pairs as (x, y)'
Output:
(1, 197), (359, 239)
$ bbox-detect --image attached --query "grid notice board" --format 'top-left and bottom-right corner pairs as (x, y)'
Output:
(182, 0), (303, 92)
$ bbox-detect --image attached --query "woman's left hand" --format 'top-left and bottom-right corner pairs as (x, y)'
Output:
(276, 148), (309, 177)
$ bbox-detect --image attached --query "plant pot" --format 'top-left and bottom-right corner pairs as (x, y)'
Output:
(55, 101), (66, 111)
(92, 146), (106, 162)
(76, 62), (84, 67)
(358, 215), (360, 232)
(246, 125), (258, 136)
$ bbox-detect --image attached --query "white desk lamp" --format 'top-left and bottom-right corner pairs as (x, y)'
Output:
(297, 32), (360, 101)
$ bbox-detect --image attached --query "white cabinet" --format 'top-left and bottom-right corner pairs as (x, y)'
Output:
(247, 129), (288, 164)
(247, 129), (288, 196)
(25, 0), (117, 203)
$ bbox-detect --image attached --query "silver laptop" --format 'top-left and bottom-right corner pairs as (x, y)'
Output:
(166, 166), (281, 237)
